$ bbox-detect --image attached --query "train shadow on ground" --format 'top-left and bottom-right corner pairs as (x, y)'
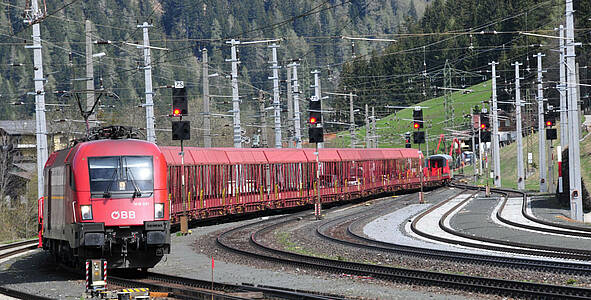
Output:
(0, 250), (80, 285)
(175, 185), (444, 233)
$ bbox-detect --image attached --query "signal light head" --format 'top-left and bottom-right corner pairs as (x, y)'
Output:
(413, 122), (420, 129)
(480, 123), (486, 129)
(173, 108), (181, 116)
(546, 120), (553, 127)
(309, 116), (318, 124)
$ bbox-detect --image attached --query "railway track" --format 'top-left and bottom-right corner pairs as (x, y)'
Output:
(216, 188), (591, 299)
(111, 271), (345, 300)
(411, 187), (591, 260)
(0, 240), (37, 260)
(316, 190), (591, 276)
(0, 240), (52, 300)
(455, 183), (591, 237)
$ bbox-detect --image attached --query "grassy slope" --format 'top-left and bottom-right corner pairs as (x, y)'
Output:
(462, 126), (591, 191)
(326, 78), (591, 192)
(328, 81), (492, 152)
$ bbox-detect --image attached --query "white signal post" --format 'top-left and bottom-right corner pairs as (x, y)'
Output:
(288, 62), (302, 148)
(557, 25), (567, 193)
(513, 61), (525, 191)
(226, 39), (242, 148)
(139, 22), (156, 143)
(565, 0), (583, 221)
(268, 43), (282, 148)
(490, 61), (501, 187)
(535, 53), (547, 193)
(24, 0), (49, 200)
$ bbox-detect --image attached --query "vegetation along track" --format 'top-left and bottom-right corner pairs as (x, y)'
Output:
(216, 189), (591, 299)
(111, 271), (342, 300)
(316, 188), (591, 276)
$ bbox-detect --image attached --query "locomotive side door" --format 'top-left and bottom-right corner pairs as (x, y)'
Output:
(45, 169), (52, 233)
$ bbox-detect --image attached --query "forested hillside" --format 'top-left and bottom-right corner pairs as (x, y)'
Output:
(0, 0), (427, 147)
(338, 0), (591, 130)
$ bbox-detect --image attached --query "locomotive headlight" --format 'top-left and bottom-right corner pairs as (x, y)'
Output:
(155, 203), (165, 219)
(81, 205), (93, 220)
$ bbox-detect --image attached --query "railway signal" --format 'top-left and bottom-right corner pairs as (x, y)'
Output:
(411, 107), (426, 204)
(309, 99), (322, 124)
(405, 132), (411, 148)
(545, 109), (556, 127)
(172, 120), (191, 140)
(480, 113), (489, 130)
(412, 107), (423, 129)
(545, 107), (556, 140)
(172, 87), (188, 116)
(546, 128), (557, 140)
(309, 127), (324, 143)
(308, 99), (323, 143)
(413, 131), (425, 144)
(171, 85), (190, 233)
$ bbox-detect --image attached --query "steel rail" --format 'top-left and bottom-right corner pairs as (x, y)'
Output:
(454, 183), (591, 235)
(0, 286), (54, 300)
(0, 239), (37, 252)
(438, 192), (591, 257)
(114, 271), (343, 300)
(0, 241), (37, 260)
(411, 189), (591, 260)
(109, 275), (248, 300)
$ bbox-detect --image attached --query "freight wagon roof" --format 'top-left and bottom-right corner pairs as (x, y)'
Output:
(335, 149), (363, 161)
(159, 147), (421, 166)
(222, 148), (268, 164)
(263, 149), (309, 164)
(381, 149), (404, 159)
(399, 148), (421, 158)
(357, 149), (386, 160)
(303, 149), (342, 162)
(159, 147), (230, 165)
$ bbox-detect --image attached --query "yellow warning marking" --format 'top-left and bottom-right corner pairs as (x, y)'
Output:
(122, 288), (149, 293)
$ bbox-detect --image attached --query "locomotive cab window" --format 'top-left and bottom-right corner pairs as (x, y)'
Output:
(89, 156), (154, 198)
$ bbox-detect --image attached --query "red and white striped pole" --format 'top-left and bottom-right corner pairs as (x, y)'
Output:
(85, 260), (90, 292)
(557, 146), (562, 193)
(103, 260), (107, 288)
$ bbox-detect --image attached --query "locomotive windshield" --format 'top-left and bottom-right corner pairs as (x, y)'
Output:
(88, 156), (154, 198)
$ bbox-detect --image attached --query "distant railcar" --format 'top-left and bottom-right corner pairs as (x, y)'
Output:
(426, 154), (453, 182)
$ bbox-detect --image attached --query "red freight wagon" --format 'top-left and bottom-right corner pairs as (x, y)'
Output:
(161, 147), (441, 223)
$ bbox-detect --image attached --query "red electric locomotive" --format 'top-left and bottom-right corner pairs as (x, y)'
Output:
(40, 137), (170, 269)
